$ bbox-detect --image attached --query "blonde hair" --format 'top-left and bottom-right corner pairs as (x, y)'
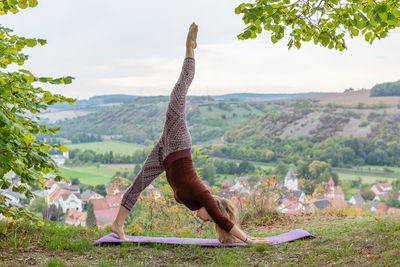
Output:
(213, 195), (242, 243)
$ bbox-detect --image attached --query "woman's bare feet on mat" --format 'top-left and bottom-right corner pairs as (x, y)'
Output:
(110, 222), (128, 241)
(186, 22), (198, 50)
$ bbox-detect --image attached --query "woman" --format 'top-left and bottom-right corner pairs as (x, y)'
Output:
(110, 23), (272, 245)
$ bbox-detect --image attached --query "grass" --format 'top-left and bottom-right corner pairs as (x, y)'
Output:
(0, 214), (399, 266)
(65, 141), (143, 155)
(59, 164), (137, 185)
(337, 172), (396, 184)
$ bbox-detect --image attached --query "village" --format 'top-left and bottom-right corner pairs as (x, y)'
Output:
(1, 168), (400, 229)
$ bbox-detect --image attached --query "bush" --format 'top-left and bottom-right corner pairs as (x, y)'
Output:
(361, 190), (375, 201)
(359, 120), (369, 127)
(239, 175), (285, 226)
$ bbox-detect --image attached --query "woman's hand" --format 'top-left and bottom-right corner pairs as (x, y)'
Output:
(246, 236), (273, 245)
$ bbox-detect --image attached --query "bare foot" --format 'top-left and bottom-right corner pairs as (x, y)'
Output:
(110, 222), (128, 241)
(186, 22), (198, 49)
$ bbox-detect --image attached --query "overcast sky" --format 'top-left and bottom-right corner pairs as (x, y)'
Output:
(2, 0), (400, 99)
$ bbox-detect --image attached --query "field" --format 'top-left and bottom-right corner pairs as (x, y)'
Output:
(337, 172), (397, 184)
(65, 141), (143, 155)
(305, 89), (400, 107)
(1, 214), (399, 266)
(59, 164), (136, 185)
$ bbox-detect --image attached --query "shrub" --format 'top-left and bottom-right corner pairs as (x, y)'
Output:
(361, 190), (375, 201)
(359, 120), (369, 127)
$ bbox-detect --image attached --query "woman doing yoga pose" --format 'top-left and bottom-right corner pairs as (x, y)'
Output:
(110, 23), (272, 245)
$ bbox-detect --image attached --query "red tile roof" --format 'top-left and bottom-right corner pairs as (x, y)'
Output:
(45, 179), (56, 187)
(335, 186), (344, 195)
(387, 208), (400, 214)
(49, 187), (72, 202)
(327, 178), (335, 186)
(328, 197), (347, 208)
(372, 183), (392, 193)
(94, 208), (119, 227)
(90, 198), (109, 210)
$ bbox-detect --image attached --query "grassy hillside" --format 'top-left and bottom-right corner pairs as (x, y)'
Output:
(66, 141), (143, 156)
(59, 164), (137, 185)
(226, 102), (400, 143)
(1, 215), (399, 266)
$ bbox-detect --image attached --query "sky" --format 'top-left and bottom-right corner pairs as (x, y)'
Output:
(2, 0), (400, 99)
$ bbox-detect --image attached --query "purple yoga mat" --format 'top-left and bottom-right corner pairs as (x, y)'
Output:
(91, 229), (314, 247)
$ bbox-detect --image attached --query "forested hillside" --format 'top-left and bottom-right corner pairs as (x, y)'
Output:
(53, 98), (278, 145)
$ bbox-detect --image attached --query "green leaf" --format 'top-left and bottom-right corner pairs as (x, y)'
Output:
(37, 39), (47, 45)
(58, 144), (69, 152)
(0, 112), (10, 125)
(351, 28), (359, 36)
(64, 76), (74, 84)
(265, 5), (273, 15)
(26, 39), (37, 47)
(28, 0), (38, 7)
(374, 4), (387, 14)
(271, 35), (279, 43)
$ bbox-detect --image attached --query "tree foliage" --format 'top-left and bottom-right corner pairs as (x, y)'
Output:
(0, 1), (75, 222)
(85, 201), (97, 228)
(235, 0), (400, 50)
(370, 80), (400, 96)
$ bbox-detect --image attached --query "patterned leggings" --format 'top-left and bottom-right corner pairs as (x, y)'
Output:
(120, 57), (195, 211)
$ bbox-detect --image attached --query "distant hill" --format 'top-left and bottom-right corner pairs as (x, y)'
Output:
(304, 89), (400, 107)
(51, 94), (140, 110)
(53, 99), (279, 145)
(50, 92), (328, 111)
(225, 101), (400, 143)
(213, 92), (325, 102)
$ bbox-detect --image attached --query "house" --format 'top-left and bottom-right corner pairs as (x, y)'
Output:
(284, 167), (299, 191)
(90, 198), (109, 210)
(106, 182), (127, 195)
(65, 209), (87, 227)
(277, 198), (305, 214)
(394, 191), (400, 201)
(0, 187), (24, 208)
(324, 178), (344, 199)
(94, 208), (119, 228)
(50, 154), (68, 167)
(328, 197), (348, 208)
(348, 193), (365, 208)
(282, 190), (307, 204)
(310, 199), (331, 211)
(58, 181), (80, 193)
(368, 201), (388, 214)
(371, 183), (392, 201)
(47, 187), (83, 213)
(80, 189), (104, 203)
(387, 208), (400, 214)
(105, 192), (124, 208)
